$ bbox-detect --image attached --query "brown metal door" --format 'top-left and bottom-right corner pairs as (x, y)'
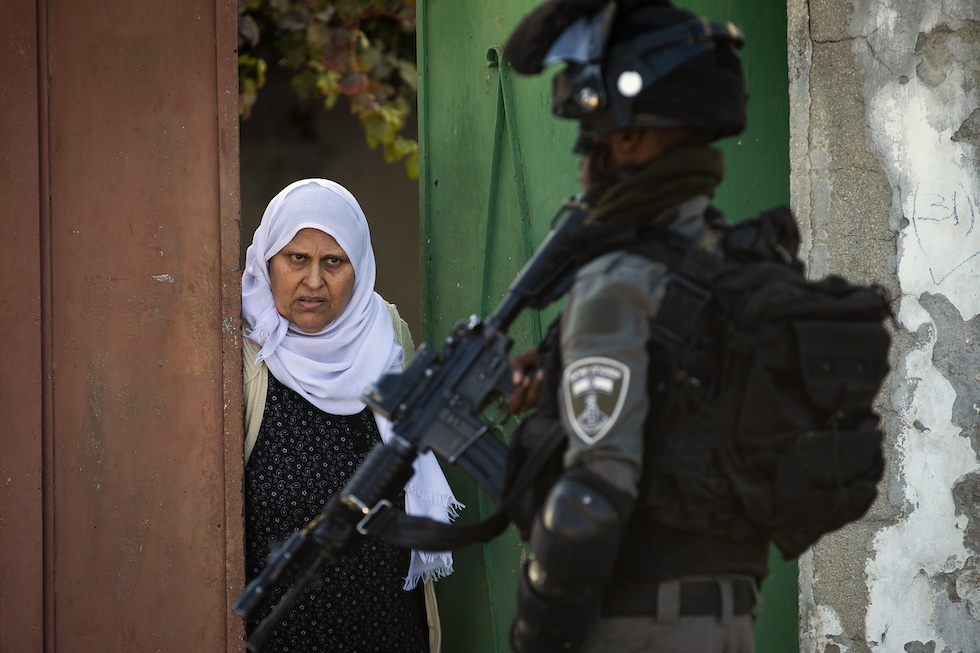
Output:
(1, 1), (45, 650)
(0, 1), (244, 651)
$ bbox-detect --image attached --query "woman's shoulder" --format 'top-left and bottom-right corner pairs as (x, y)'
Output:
(241, 325), (265, 381)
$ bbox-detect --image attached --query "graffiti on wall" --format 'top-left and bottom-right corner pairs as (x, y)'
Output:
(907, 179), (979, 285)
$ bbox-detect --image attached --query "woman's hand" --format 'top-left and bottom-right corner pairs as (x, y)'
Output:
(507, 348), (544, 415)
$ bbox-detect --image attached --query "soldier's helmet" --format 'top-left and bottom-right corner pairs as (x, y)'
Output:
(504, 0), (748, 143)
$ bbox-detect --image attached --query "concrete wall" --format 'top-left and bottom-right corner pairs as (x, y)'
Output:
(790, 1), (980, 651)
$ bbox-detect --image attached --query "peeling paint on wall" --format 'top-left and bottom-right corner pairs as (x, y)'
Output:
(857, 1), (980, 651)
(795, 0), (980, 651)
(854, 8), (980, 319)
(870, 297), (978, 651)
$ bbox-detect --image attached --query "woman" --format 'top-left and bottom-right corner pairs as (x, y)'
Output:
(241, 178), (459, 652)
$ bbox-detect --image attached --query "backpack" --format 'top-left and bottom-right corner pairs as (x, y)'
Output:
(630, 206), (891, 559)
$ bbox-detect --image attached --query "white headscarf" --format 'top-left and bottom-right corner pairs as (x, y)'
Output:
(242, 178), (460, 588)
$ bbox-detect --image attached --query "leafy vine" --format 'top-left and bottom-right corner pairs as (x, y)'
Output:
(238, 0), (419, 178)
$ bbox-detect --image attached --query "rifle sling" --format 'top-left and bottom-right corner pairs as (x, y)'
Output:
(365, 417), (568, 551)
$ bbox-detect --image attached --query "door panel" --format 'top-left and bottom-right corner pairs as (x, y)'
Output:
(0, 1), (244, 650)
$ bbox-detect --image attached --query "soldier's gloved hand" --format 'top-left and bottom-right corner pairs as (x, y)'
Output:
(509, 560), (598, 653)
(507, 347), (543, 415)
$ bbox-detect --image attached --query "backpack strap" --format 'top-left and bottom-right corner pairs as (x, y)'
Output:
(385, 301), (416, 362)
(625, 228), (725, 351)
(243, 334), (267, 465)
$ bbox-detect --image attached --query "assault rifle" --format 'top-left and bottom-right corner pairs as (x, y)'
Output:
(233, 196), (641, 651)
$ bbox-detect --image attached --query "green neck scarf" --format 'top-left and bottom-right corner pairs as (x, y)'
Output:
(589, 146), (725, 225)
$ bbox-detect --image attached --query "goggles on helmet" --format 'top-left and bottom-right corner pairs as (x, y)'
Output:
(546, 7), (744, 135)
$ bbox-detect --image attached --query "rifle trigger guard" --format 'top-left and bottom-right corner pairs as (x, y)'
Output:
(356, 499), (393, 536)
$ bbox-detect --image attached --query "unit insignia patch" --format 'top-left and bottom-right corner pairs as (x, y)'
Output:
(562, 356), (630, 444)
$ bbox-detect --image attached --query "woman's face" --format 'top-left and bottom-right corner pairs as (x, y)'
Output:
(268, 228), (356, 333)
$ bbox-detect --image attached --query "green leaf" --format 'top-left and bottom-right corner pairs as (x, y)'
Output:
(291, 69), (320, 99)
(404, 150), (419, 180)
(315, 70), (342, 103)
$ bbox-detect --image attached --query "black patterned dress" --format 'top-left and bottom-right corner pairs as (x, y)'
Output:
(245, 374), (429, 653)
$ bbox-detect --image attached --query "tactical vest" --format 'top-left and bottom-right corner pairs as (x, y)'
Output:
(532, 311), (771, 592)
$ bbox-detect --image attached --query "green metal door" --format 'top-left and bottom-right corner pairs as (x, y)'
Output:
(417, 1), (796, 651)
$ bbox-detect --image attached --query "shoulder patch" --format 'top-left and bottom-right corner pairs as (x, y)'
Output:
(562, 356), (630, 445)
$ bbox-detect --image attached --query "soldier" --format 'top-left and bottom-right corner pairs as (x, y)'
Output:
(502, 1), (765, 651)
